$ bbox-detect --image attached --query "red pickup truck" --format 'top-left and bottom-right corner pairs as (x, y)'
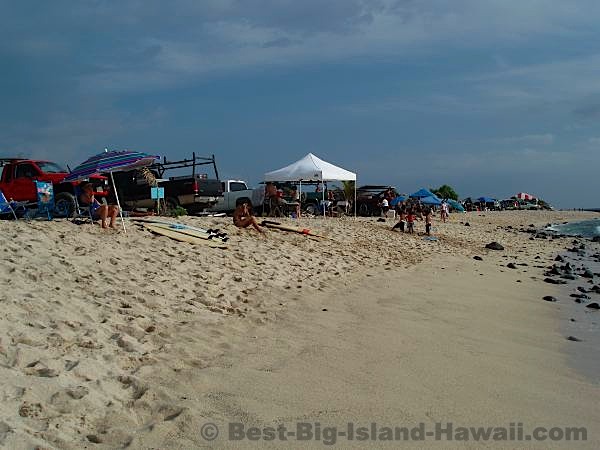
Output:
(0, 158), (109, 216)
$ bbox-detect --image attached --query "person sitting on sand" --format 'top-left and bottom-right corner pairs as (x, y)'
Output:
(391, 207), (406, 232)
(425, 207), (433, 235)
(406, 208), (415, 234)
(80, 183), (119, 229)
(233, 202), (264, 233)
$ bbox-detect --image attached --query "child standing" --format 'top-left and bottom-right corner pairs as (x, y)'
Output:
(425, 208), (433, 235)
(406, 208), (415, 234)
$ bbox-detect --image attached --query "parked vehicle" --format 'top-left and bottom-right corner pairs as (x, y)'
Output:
(356, 185), (397, 216)
(0, 158), (108, 216)
(207, 180), (264, 213)
(111, 153), (223, 213)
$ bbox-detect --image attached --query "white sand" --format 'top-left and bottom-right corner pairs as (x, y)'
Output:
(0, 211), (598, 448)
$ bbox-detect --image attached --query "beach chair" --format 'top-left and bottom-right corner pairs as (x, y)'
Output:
(71, 185), (95, 223)
(26, 181), (55, 220)
(0, 189), (27, 219)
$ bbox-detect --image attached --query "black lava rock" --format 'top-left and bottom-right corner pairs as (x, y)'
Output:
(485, 242), (504, 250)
(464, 222), (470, 227)
(592, 236), (600, 243)
(473, 256), (483, 261)
(547, 266), (561, 276)
(581, 269), (594, 279)
(542, 296), (557, 302)
(577, 286), (588, 293)
(544, 278), (567, 285)
(586, 302), (600, 309)
(567, 336), (582, 342)
(560, 274), (577, 280)
(570, 293), (590, 299)
(507, 263), (518, 269)
(554, 255), (564, 262)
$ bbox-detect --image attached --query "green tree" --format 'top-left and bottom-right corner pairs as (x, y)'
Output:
(341, 180), (355, 202)
(431, 184), (459, 200)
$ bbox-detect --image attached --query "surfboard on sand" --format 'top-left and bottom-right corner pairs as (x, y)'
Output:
(131, 218), (228, 240)
(143, 224), (228, 248)
(147, 222), (229, 242)
(260, 220), (326, 238)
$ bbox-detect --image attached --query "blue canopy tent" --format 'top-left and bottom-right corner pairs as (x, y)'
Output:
(410, 188), (435, 198)
(447, 199), (465, 212)
(390, 195), (407, 207)
(477, 196), (496, 203)
(420, 195), (442, 205)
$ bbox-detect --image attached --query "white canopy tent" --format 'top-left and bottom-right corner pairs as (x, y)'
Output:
(264, 153), (357, 217)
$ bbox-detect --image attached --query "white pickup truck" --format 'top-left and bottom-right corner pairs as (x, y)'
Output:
(207, 179), (264, 213)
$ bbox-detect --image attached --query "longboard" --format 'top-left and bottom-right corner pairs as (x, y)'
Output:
(148, 222), (229, 242)
(260, 220), (326, 238)
(131, 218), (227, 239)
(143, 224), (228, 248)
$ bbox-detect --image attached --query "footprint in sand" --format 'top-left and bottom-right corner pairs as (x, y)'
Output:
(49, 386), (89, 413)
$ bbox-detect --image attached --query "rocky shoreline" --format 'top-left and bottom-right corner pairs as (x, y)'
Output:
(504, 222), (600, 382)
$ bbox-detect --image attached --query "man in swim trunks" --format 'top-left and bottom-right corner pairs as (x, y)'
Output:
(233, 202), (264, 233)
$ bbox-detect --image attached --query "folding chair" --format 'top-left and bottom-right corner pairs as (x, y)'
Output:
(0, 190), (27, 219)
(72, 185), (95, 223)
(26, 181), (55, 220)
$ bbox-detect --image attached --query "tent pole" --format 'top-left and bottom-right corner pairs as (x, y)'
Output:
(322, 178), (325, 219)
(354, 180), (357, 219)
(299, 180), (302, 219)
(110, 171), (126, 233)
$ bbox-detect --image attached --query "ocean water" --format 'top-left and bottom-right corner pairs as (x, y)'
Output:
(547, 219), (600, 238)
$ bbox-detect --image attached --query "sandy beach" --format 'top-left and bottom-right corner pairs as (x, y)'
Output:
(1, 210), (599, 448)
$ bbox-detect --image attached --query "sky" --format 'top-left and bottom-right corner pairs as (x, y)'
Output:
(1, 0), (599, 208)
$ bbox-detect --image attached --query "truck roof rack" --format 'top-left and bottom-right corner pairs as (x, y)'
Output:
(151, 152), (219, 180)
(0, 158), (26, 165)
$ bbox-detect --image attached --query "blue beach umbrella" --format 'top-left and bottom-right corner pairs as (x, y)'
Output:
(65, 149), (160, 231)
(390, 195), (407, 207)
(410, 188), (435, 198)
(477, 196), (496, 203)
(420, 195), (442, 205)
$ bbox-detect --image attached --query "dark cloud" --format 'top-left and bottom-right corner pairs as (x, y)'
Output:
(1, 1), (600, 207)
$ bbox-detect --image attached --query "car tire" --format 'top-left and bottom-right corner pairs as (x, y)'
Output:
(305, 203), (318, 215)
(54, 192), (76, 218)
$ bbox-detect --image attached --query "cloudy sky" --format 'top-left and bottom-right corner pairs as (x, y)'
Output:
(2, 0), (599, 207)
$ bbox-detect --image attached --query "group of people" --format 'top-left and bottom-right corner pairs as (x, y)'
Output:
(391, 204), (434, 235)
(264, 182), (301, 218)
(386, 196), (451, 236)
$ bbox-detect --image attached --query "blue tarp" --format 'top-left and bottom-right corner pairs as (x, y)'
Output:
(478, 196), (496, 203)
(421, 195), (442, 205)
(390, 195), (407, 206)
(410, 188), (435, 198)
